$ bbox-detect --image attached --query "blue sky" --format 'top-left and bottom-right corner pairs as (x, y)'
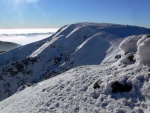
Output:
(0, 0), (150, 28)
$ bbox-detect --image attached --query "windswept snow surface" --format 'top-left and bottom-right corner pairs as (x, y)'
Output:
(0, 39), (149, 113)
(0, 23), (150, 112)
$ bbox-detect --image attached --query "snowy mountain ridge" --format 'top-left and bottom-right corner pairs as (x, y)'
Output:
(0, 22), (150, 113)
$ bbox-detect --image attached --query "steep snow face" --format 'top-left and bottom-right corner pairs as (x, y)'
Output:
(63, 33), (110, 67)
(0, 41), (149, 112)
(0, 23), (150, 102)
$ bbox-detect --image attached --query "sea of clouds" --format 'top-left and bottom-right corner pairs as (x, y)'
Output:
(0, 28), (58, 45)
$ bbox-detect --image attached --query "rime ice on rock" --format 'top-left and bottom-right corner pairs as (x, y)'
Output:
(137, 36), (150, 65)
(119, 34), (150, 66)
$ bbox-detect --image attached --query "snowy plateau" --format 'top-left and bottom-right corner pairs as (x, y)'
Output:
(0, 23), (150, 113)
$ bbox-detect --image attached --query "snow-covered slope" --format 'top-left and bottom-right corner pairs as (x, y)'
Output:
(0, 35), (149, 113)
(0, 41), (19, 52)
(0, 22), (150, 102)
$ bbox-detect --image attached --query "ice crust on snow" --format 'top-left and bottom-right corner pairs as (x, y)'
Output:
(0, 22), (150, 113)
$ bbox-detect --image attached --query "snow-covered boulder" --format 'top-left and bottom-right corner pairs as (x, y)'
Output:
(119, 52), (135, 65)
(119, 34), (150, 66)
(137, 35), (150, 46)
(136, 36), (150, 65)
(119, 35), (142, 54)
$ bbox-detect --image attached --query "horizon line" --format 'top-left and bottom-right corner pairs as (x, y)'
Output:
(0, 28), (59, 29)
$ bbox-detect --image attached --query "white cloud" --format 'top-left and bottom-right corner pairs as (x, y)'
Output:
(0, 34), (51, 45)
(0, 29), (58, 45)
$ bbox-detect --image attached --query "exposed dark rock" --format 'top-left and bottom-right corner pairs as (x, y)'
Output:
(15, 62), (24, 72)
(128, 55), (135, 62)
(115, 54), (121, 59)
(148, 69), (150, 76)
(1, 57), (39, 77)
(111, 81), (132, 93)
(93, 80), (102, 89)
(0, 51), (6, 54)
(147, 34), (150, 37)
(83, 36), (87, 39)
(54, 56), (62, 64)
(124, 52), (129, 55)
(26, 70), (33, 75)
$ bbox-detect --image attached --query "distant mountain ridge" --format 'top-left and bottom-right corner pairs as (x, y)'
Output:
(0, 41), (19, 52)
(0, 22), (150, 102)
